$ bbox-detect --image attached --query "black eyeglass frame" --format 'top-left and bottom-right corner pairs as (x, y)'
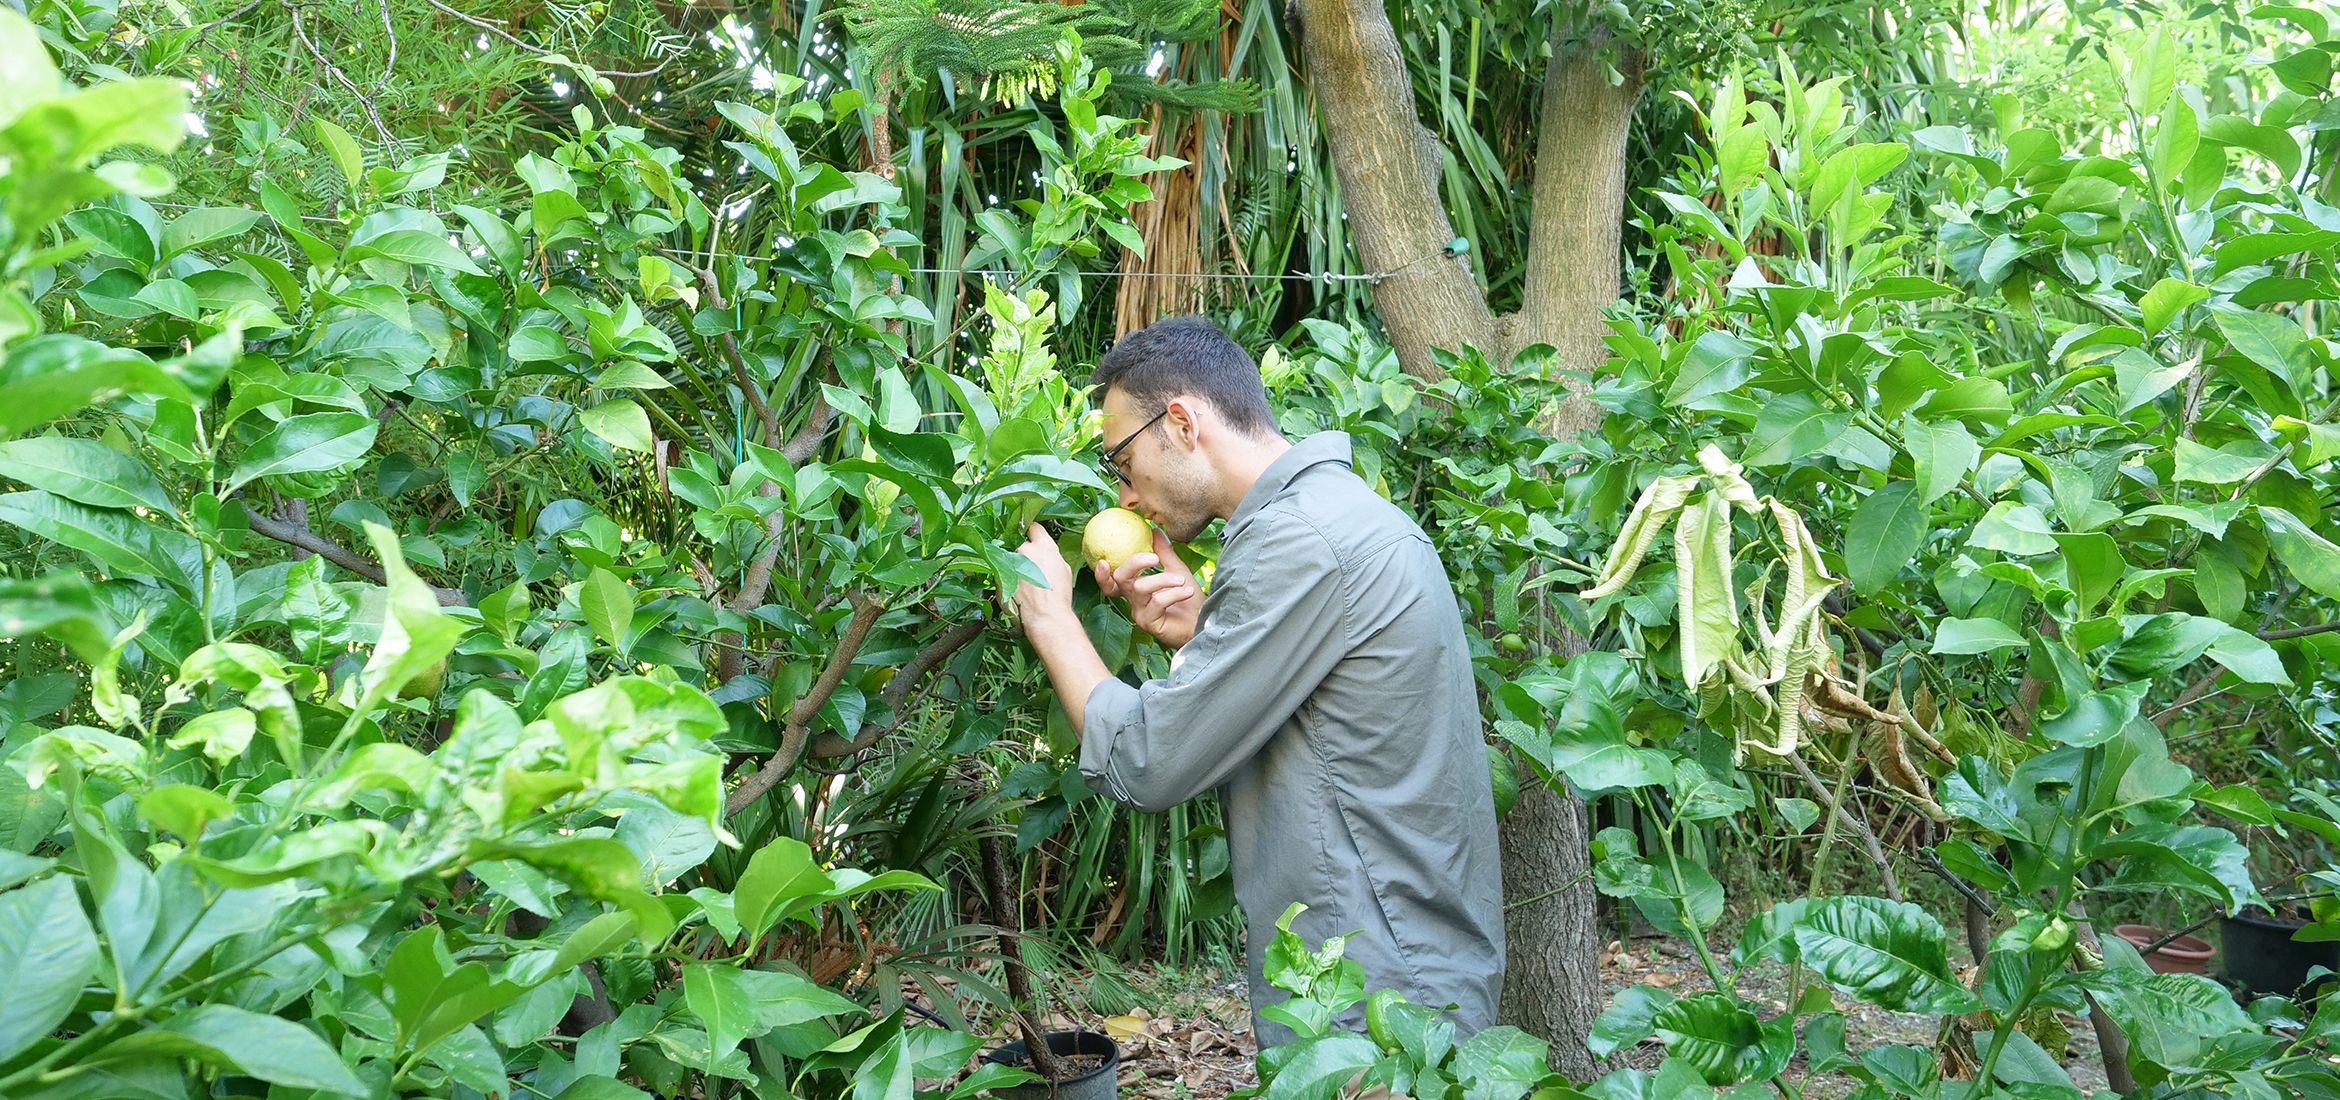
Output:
(1098, 406), (1170, 486)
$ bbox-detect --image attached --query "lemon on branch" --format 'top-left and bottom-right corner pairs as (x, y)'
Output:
(1081, 507), (1153, 571)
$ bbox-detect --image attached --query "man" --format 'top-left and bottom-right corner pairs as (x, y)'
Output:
(1010, 315), (1506, 1047)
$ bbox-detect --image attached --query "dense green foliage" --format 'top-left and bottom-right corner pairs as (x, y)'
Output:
(5, 0), (2340, 1098)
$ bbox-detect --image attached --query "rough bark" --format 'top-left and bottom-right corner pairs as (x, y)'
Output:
(1294, 0), (1498, 381)
(1296, 2), (1644, 1076)
(1497, 771), (1605, 1077)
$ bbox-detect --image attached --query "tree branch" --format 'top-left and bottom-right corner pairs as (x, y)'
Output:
(809, 619), (986, 758)
(2259, 620), (2340, 641)
(779, 389), (833, 465)
(239, 501), (467, 605)
(1788, 752), (1902, 902)
(979, 830), (1063, 1081)
(724, 593), (883, 815)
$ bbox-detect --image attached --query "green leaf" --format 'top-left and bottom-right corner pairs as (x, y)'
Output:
(2211, 304), (2312, 389)
(1845, 482), (1925, 595)
(226, 412), (378, 492)
(2044, 174), (2122, 218)
(2174, 437), (2272, 485)
(1260, 1033), (1380, 1100)
(1650, 993), (1792, 1087)
(313, 117), (365, 199)
(580, 568), (634, 654)
(1589, 986), (1676, 1058)
(1449, 1025), (1552, 1097)
(1931, 617), (2027, 655)
(1901, 417), (1977, 506)
(0, 876), (100, 1063)
(508, 325), (571, 362)
(0, 489), (199, 591)
(137, 783), (234, 840)
(1970, 501), (2057, 556)
(2261, 506), (2340, 600)
(2274, 415), (2340, 468)
(1920, 376), (2013, 426)
(734, 837), (831, 939)
(2039, 683), (2145, 747)
(2089, 971), (2259, 1071)
(579, 399), (654, 453)
(0, 437), (171, 511)
(161, 207), (261, 259)
(594, 361), (671, 390)
(684, 963), (860, 1061)
(93, 1004), (366, 1095)
(64, 207), (156, 269)
(2139, 278), (2208, 337)
(2054, 532), (2124, 616)
(2099, 823), (2261, 911)
(0, 335), (190, 439)
(867, 426), (955, 481)
(2120, 27), (2177, 115)
(132, 278), (199, 320)
(349, 229), (486, 276)
(1743, 393), (1847, 467)
(1786, 896), (1980, 1014)
(1665, 331), (1754, 407)
(2203, 623), (2289, 685)
(356, 522), (463, 710)
(0, 10), (63, 128)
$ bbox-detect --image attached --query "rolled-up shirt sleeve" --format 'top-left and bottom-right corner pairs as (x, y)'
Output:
(1079, 512), (1348, 813)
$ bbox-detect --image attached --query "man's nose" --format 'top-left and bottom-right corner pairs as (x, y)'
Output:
(1118, 483), (1140, 510)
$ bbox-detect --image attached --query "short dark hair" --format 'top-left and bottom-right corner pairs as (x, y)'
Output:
(1090, 316), (1278, 437)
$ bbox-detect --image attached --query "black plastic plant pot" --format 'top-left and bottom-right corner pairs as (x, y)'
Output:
(2221, 908), (2340, 998)
(978, 1029), (1120, 1100)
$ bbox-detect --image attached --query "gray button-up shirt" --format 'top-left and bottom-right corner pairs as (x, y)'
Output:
(1079, 431), (1506, 1046)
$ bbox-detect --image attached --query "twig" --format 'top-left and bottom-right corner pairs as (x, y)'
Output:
(681, 263), (781, 450)
(376, 0), (397, 88)
(1788, 753), (1903, 902)
(418, 0), (678, 77)
(723, 593), (883, 815)
(2066, 903), (2138, 1094)
(809, 619), (985, 758)
(288, 4), (398, 149)
(2259, 620), (2340, 641)
(239, 501), (466, 605)
(780, 391), (834, 466)
(978, 831), (1064, 1082)
(1913, 845), (1998, 918)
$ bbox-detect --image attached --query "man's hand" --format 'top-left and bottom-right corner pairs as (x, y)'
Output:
(1096, 528), (1200, 648)
(1011, 523), (1079, 628)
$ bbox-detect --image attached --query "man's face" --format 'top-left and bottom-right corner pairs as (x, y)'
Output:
(1099, 388), (1218, 542)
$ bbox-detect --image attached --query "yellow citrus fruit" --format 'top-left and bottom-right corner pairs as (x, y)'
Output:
(1081, 507), (1154, 571)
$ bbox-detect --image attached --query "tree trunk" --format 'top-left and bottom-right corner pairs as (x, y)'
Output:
(1295, 2), (1644, 1078)
(1294, 0), (1498, 380)
(1498, 35), (1642, 1080)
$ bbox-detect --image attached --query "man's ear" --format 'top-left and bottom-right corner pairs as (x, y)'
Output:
(1164, 396), (1203, 449)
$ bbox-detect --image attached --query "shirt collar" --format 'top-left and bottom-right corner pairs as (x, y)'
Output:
(1226, 431), (1353, 537)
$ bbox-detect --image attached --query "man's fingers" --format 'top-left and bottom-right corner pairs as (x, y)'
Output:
(1149, 529), (1190, 572)
(1111, 553), (1160, 588)
(1130, 573), (1193, 600)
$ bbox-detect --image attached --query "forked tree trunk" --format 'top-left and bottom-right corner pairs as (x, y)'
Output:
(1295, 0), (1643, 1078)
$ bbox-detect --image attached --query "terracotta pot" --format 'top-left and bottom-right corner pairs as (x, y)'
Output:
(2113, 923), (2214, 975)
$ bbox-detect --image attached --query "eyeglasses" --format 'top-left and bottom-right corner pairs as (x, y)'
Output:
(1098, 407), (1169, 487)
